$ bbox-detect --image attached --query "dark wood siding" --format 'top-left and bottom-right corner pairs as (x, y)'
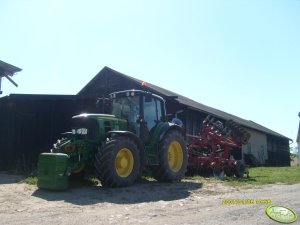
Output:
(0, 95), (94, 171)
(266, 135), (290, 166)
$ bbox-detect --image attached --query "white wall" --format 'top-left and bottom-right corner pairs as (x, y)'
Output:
(242, 129), (268, 164)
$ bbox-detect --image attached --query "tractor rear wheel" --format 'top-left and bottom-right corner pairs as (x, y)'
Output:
(94, 137), (140, 187)
(152, 130), (187, 182)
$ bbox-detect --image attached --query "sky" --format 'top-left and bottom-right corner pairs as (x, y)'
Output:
(1, 0), (300, 148)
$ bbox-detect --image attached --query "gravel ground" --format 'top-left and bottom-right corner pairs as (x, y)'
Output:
(0, 173), (299, 225)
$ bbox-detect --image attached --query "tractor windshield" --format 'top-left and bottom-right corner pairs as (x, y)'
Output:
(112, 96), (140, 134)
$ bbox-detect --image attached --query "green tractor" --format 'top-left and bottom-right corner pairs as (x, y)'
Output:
(37, 90), (187, 189)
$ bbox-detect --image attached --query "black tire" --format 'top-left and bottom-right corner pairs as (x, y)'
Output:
(94, 137), (140, 187)
(234, 160), (245, 178)
(224, 167), (234, 177)
(152, 130), (187, 182)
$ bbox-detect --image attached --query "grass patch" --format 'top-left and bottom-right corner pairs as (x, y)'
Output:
(19, 176), (38, 185)
(18, 167), (300, 187)
(17, 174), (101, 187)
(85, 176), (101, 185)
(187, 166), (300, 186)
(247, 166), (300, 185)
(139, 175), (156, 182)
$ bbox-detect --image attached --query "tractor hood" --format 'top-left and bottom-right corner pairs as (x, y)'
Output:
(72, 113), (116, 120)
(71, 113), (128, 140)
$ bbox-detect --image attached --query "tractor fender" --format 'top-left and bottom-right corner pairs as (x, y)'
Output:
(158, 122), (185, 142)
(105, 130), (146, 165)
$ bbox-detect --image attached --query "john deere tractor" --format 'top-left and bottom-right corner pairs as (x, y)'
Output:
(37, 90), (187, 189)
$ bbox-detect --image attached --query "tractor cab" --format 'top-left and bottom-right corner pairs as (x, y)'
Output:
(110, 90), (166, 141)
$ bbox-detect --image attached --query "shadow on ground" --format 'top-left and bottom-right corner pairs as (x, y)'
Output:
(0, 173), (24, 184)
(32, 179), (203, 205)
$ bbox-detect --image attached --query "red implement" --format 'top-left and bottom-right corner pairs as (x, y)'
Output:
(187, 116), (251, 178)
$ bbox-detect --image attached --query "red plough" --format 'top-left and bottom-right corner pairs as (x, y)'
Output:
(187, 116), (251, 178)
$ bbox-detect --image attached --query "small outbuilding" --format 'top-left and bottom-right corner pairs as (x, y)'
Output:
(0, 60), (22, 95)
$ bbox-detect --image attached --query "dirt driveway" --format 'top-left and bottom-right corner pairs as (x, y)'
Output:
(0, 173), (299, 225)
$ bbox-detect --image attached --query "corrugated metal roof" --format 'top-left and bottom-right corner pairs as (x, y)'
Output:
(0, 93), (105, 103)
(78, 66), (290, 140)
(5, 94), (77, 101)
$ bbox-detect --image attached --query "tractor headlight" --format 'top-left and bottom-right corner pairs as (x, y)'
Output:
(75, 128), (88, 135)
(81, 128), (88, 135)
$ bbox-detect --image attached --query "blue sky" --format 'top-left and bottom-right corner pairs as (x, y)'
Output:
(1, 0), (300, 146)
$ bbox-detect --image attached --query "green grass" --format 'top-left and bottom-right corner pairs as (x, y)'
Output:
(249, 166), (300, 185)
(18, 166), (300, 187)
(187, 166), (300, 187)
(19, 176), (38, 185)
(18, 175), (101, 187)
(85, 176), (101, 185)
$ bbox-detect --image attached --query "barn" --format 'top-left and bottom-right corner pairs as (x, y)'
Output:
(0, 66), (291, 171)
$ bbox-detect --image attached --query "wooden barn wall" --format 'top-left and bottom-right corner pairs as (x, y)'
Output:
(242, 129), (268, 165)
(0, 101), (15, 170)
(185, 110), (206, 136)
(0, 96), (95, 171)
(79, 72), (140, 98)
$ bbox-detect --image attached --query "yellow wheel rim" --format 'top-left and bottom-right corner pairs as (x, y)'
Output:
(168, 140), (183, 172)
(64, 143), (75, 153)
(115, 148), (134, 177)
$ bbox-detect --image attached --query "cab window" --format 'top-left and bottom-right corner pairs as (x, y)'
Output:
(143, 97), (163, 130)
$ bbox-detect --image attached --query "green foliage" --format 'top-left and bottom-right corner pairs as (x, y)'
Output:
(86, 176), (101, 185)
(18, 174), (101, 187)
(19, 176), (38, 185)
(290, 153), (298, 160)
(245, 166), (300, 185)
(19, 167), (300, 187)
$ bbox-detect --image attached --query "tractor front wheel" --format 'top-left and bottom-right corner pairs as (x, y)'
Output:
(152, 130), (187, 182)
(94, 137), (140, 187)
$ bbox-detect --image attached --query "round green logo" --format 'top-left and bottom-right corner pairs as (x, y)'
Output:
(266, 205), (298, 224)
